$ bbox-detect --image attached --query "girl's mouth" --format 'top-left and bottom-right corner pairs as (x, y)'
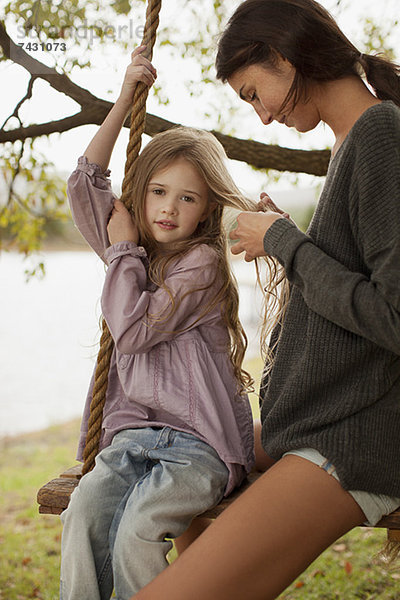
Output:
(156, 220), (178, 230)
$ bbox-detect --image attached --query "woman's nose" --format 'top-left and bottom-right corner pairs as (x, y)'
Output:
(254, 104), (273, 125)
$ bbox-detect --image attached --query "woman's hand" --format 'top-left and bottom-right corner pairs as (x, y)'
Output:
(230, 192), (293, 261)
(230, 210), (283, 261)
(107, 200), (139, 245)
(118, 45), (157, 108)
(257, 192), (290, 220)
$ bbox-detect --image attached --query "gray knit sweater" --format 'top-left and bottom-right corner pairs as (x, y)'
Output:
(261, 101), (400, 496)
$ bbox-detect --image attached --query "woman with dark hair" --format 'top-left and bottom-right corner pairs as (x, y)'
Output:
(133, 1), (400, 598)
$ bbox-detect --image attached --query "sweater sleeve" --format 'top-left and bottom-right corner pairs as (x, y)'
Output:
(67, 156), (115, 259)
(101, 243), (222, 354)
(263, 110), (400, 355)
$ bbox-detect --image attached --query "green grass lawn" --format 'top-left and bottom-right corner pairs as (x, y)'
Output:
(1, 365), (399, 599)
(0, 420), (79, 600)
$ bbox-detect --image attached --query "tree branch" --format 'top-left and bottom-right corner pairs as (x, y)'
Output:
(0, 109), (106, 142)
(0, 20), (330, 176)
(0, 20), (99, 106)
(1, 75), (37, 130)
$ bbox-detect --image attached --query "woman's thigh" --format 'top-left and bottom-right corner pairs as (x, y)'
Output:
(133, 454), (365, 600)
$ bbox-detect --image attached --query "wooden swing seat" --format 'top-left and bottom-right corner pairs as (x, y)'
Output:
(37, 465), (400, 542)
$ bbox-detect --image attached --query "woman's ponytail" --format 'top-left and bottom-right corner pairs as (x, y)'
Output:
(360, 53), (400, 107)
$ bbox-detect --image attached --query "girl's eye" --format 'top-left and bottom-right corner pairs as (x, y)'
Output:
(152, 188), (164, 195)
(181, 195), (195, 203)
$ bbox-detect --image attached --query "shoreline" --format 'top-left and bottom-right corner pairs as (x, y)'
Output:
(0, 417), (82, 447)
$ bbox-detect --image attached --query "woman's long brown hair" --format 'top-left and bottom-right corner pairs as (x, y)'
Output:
(216, 0), (400, 110)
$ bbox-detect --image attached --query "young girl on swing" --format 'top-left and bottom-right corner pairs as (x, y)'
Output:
(60, 46), (264, 600)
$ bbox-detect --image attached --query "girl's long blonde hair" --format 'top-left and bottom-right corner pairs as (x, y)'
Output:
(128, 126), (285, 392)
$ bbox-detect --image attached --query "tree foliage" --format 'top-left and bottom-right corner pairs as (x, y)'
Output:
(1, 141), (67, 254)
(0, 0), (398, 270)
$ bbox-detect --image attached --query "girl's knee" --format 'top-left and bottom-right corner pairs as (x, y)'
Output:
(62, 476), (104, 525)
(114, 515), (172, 558)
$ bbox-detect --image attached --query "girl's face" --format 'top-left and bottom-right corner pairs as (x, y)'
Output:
(144, 157), (213, 247)
(228, 59), (320, 133)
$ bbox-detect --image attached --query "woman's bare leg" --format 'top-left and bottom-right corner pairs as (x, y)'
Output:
(133, 455), (365, 600)
(174, 517), (212, 554)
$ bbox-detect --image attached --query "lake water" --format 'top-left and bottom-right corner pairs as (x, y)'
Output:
(0, 250), (263, 438)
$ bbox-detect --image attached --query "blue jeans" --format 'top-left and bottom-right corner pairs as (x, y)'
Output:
(60, 427), (228, 600)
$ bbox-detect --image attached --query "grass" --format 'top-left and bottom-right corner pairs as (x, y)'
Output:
(0, 421), (79, 600)
(1, 361), (399, 599)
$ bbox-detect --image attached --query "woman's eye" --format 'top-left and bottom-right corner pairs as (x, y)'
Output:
(250, 91), (258, 102)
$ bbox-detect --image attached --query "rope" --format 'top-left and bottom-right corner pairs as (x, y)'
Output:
(121, 0), (162, 208)
(82, 0), (162, 475)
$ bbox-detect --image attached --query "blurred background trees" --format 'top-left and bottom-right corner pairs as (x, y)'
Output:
(0, 0), (398, 266)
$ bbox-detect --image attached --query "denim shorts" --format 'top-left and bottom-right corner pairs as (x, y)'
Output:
(283, 448), (400, 526)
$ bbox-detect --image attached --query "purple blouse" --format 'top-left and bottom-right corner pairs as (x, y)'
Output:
(67, 156), (255, 494)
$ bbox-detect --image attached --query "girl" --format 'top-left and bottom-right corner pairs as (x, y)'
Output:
(133, 1), (400, 599)
(60, 46), (258, 599)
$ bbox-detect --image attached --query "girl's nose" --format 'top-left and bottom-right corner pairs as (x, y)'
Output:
(161, 197), (178, 215)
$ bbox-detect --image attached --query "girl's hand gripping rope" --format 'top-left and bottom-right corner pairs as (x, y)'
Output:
(107, 199), (139, 245)
(118, 45), (158, 109)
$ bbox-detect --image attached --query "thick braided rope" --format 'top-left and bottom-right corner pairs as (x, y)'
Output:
(82, 0), (162, 475)
(120, 2), (161, 208)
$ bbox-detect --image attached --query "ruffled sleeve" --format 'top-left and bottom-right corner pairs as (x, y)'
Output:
(67, 156), (115, 260)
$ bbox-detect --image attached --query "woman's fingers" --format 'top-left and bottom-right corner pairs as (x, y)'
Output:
(259, 192), (279, 212)
(229, 211), (275, 261)
(230, 241), (254, 262)
(258, 192), (290, 220)
(229, 227), (250, 259)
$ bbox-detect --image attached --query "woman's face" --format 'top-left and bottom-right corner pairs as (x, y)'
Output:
(228, 59), (321, 133)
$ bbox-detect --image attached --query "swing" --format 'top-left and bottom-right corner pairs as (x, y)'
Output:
(37, 0), (400, 549)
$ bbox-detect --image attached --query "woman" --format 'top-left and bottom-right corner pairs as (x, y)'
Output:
(133, 1), (400, 598)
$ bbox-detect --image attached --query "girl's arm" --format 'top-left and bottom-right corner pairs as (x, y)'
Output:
(67, 47), (156, 258)
(101, 243), (223, 354)
(83, 45), (157, 171)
